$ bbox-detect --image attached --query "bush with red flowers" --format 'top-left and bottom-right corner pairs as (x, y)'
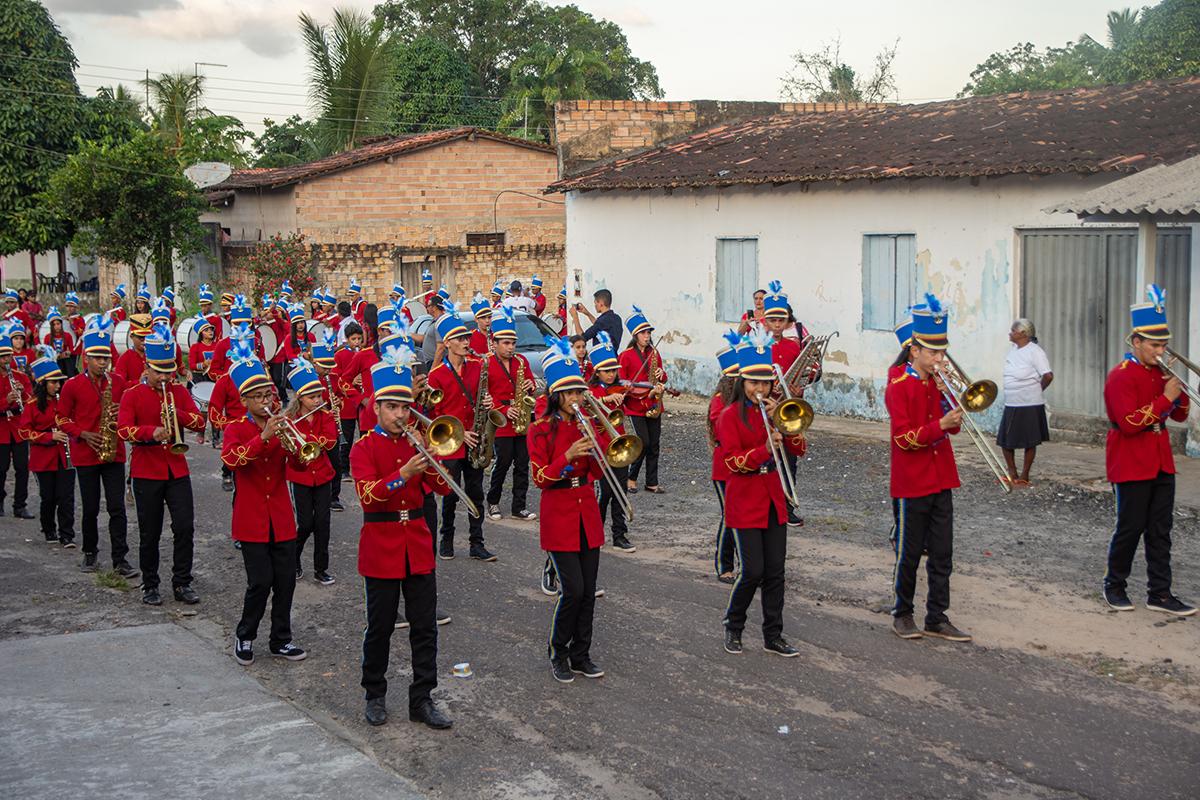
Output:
(238, 233), (315, 299)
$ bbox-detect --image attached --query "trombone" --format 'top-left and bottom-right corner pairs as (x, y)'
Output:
(754, 389), (802, 508)
(572, 402), (641, 522)
(268, 402), (326, 464)
(1160, 345), (1200, 405)
(771, 363), (815, 433)
(407, 408), (481, 518)
(932, 353), (1011, 494)
(160, 383), (189, 455)
(584, 391), (627, 432)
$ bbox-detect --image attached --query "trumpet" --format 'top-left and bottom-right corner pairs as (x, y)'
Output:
(572, 402), (641, 522)
(416, 385), (443, 406)
(160, 383), (189, 455)
(754, 392), (802, 507)
(268, 402), (326, 464)
(406, 408), (480, 517)
(932, 353), (1011, 494)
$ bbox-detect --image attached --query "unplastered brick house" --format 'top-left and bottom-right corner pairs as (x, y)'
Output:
(198, 126), (566, 307)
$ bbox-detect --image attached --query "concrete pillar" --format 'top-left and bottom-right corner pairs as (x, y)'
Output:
(1134, 215), (1158, 294)
(1186, 222), (1200, 458)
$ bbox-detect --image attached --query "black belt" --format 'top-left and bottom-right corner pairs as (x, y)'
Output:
(364, 510), (416, 523)
(1110, 422), (1163, 433)
(757, 463), (777, 474)
(548, 476), (591, 490)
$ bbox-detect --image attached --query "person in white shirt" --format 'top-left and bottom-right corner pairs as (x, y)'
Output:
(996, 318), (1054, 487)
(504, 280), (537, 315)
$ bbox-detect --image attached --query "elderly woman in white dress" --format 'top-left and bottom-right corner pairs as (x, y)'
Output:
(997, 319), (1054, 487)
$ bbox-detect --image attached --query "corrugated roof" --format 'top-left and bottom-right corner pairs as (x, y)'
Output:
(214, 127), (554, 191)
(1047, 152), (1200, 218)
(547, 77), (1200, 193)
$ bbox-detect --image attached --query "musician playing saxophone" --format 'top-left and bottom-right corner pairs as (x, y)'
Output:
(484, 305), (538, 523)
(425, 303), (495, 562)
(57, 314), (137, 577)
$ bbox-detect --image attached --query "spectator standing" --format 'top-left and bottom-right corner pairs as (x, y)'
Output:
(571, 288), (623, 351)
(996, 318), (1053, 487)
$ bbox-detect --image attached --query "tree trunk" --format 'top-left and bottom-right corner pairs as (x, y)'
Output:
(29, 251), (38, 294)
(57, 248), (67, 285)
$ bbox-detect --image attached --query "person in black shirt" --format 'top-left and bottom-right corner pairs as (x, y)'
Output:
(571, 289), (623, 351)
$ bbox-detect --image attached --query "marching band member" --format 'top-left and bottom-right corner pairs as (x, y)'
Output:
(530, 338), (610, 683)
(40, 307), (77, 378)
(161, 285), (178, 326)
(208, 333), (249, 494)
(282, 357), (339, 584)
(4, 288), (36, 333)
(187, 318), (219, 382)
(489, 282), (503, 309)
(220, 290), (236, 321)
(132, 283), (153, 316)
(19, 348), (75, 546)
(117, 322), (206, 606)
(717, 328), (806, 657)
(887, 310), (918, 546)
(556, 286), (568, 332)
(266, 296), (291, 400)
(348, 276), (368, 331)
(484, 305), (538, 522)
(345, 301), (403, 433)
(761, 281), (804, 527)
(885, 295), (971, 642)
(1102, 285), (1195, 617)
(63, 292), (86, 342)
(9, 324), (36, 375)
(426, 303), (495, 562)
(587, 332), (633, 552)
(0, 324), (34, 519)
(113, 314), (152, 385)
(108, 284), (129, 323)
(59, 315), (135, 575)
(333, 324), (364, 492)
(530, 274), (547, 316)
(282, 303), (315, 363)
(570, 335), (593, 382)
(320, 287), (337, 323)
(310, 330), (346, 512)
(208, 296), (263, 381)
(710, 331), (742, 582)
(351, 343), (453, 729)
(198, 284), (221, 333)
(150, 298), (188, 382)
(469, 293), (493, 356)
(619, 306), (667, 494)
(222, 339), (309, 666)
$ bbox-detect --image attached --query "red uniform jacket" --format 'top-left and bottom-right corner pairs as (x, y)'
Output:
(117, 382), (206, 479)
(469, 329), (490, 357)
(285, 409), (339, 485)
(268, 314), (290, 365)
(716, 402), (807, 528)
(108, 306), (127, 323)
(708, 393), (732, 482)
(10, 346), (36, 375)
(18, 398), (69, 472)
(67, 314), (86, 341)
(528, 412), (610, 551)
(347, 348), (380, 430)
(207, 374), (246, 430)
(0, 367), (33, 445)
(350, 426), (452, 579)
(426, 357), (482, 460)
(772, 336), (802, 385)
(487, 353), (533, 439)
(40, 329), (75, 358)
(188, 341), (217, 373)
(57, 371), (127, 466)
(114, 348), (146, 385)
(208, 336), (267, 382)
(4, 307), (34, 334)
(885, 367), (961, 499)
(281, 331), (314, 364)
(334, 348), (363, 421)
(1104, 357), (1190, 483)
(619, 346), (669, 418)
(221, 416), (302, 542)
(351, 298), (367, 329)
(533, 292), (547, 316)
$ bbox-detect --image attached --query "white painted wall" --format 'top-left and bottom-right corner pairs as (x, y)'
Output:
(564, 173), (1122, 422)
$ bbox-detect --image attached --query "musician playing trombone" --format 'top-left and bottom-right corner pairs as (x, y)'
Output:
(587, 332), (634, 552)
(1101, 285), (1195, 617)
(760, 281), (805, 527)
(529, 339), (612, 683)
(284, 358), (340, 585)
(715, 328), (806, 659)
(884, 294), (972, 643)
(116, 322), (206, 607)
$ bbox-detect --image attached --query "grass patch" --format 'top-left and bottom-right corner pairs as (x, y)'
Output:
(95, 570), (132, 591)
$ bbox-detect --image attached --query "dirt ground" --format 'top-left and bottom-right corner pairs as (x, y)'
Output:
(1, 403), (1197, 798)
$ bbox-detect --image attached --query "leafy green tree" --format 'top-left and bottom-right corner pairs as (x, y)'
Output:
(300, 7), (397, 153)
(960, 41), (1102, 96)
(780, 38), (898, 103)
(176, 115), (250, 168)
(385, 35), (499, 133)
(43, 131), (209, 292)
(499, 44), (610, 140)
(1107, 0), (1200, 82)
(81, 85), (148, 148)
(525, 3), (661, 100)
(142, 72), (206, 154)
(251, 115), (323, 167)
(0, 0), (82, 256)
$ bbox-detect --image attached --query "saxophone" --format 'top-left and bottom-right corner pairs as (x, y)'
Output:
(96, 374), (118, 463)
(468, 355), (504, 469)
(646, 348), (665, 419)
(511, 357), (534, 435)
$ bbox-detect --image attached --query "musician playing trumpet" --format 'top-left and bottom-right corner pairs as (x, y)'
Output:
(285, 357), (340, 585)
(716, 328), (806, 659)
(484, 305), (538, 523)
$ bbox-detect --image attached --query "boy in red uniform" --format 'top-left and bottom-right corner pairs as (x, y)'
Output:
(351, 344), (453, 729)
(885, 294), (970, 642)
(761, 281), (804, 527)
(107, 284), (128, 323)
(4, 288), (35, 335)
(619, 305), (667, 493)
(63, 291), (86, 342)
(468, 293), (493, 356)
(484, 305), (537, 522)
(9, 325), (36, 375)
(530, 274), (546, 316)
(587, 331), (632, 551)
(113, 314), (152, 385)
(0, 323), (34, 519)
(117, 322), (206, 606)
(1102, 284), (1195, 616)
(710, 331), (741, 582)
(285, 357), (339, 583)
(19, 348), (74, 545)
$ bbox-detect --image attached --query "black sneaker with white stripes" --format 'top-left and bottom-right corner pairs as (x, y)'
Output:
(234, 638), (253, 665)
(763, 638), (800, 657)
(570, 658), (604, 678)
(551, 659), (574, 683)
(1146, 594), (1197, 617)
(270, 642), (308, 661)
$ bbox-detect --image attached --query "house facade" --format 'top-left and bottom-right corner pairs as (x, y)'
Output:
(550, 79), (1200, 450)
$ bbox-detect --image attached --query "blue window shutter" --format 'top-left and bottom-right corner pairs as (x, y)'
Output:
(716, 238), (758, 322)
(894, 234), (917, 323)
(863, 234), (916, 331)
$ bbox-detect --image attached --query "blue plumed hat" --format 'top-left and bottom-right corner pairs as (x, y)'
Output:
(471, 292), (493, 320)
(390, 282), (404, 298)
(4, 287), (19, 302)
(136, 282), (152, 303)
(229, 324), (271, 396)
(198, 284), (214, 304)
(378, 314), (412, 352)
(421, 268), (433, 286)
(738, 327), (776, 380)
(348, 276), (362, 296)
(288, 303), (306, 324)
(1130, 283), (1170, 340)
(287, 356), (323, 397)
(436, 301), (469, 341)
(0, 324), (11, 356)
(894, 303), (924, 348)
(763, 280), (789, 320)
(278, 280), (293, 300)
(144, 322), (177, 373)
(558, 285), (567, 299)
(717, 329), (742, 376)
(541, 336), (587, 393)
(82, 312), (115, 355)
(321, 286), (335, 306)
(45, 306), (63, 323)
(230, 294), (252, 325)
(436, 285), (450, 302)
(911, 293), (949, 350)
(162, 285), (175, 304)
(489, 282), (503, 300)
(191, 316), (214, 339)
(151, 297), (171, 324)
(491, 304), (518, 341)
(111, 283), (127, 301)
(312, 328), (337, 368)
(588, 330), (618, 370)
(30, 346), (64, 383)
(371, 344), (416, 403)
(625, 304), (653, 337)
(64, 291), (80, 308)
(531, 274), (543, 289)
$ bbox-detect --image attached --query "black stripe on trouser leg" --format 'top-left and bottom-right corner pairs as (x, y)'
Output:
(891, 490), (954, 627)
(547, 525), (599, 663)
(713, 480), (735, 575)
(723, 505), (786, 643)
(1105, 472), (1175, 597)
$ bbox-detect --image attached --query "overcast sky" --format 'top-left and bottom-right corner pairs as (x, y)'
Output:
(45, 0), (1122, 132)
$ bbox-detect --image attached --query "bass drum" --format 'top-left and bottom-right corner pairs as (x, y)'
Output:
(219, 316), (231, 339)
(403, 299), (427, 321)
(112, 320), (133, 354)
(257, 323), (279, 362)
(306, 318), (328, 344)
(540, 312), (566, 336)
(37, 320), (52, 343)
(176, 315), (201, 351)
(190, 381), (215, 413)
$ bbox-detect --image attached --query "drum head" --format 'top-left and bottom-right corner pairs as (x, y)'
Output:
(38, 320), (51, 342)
(541, 313), (565, 335)
(112, 320), (132, 354)
(176, 316), (199, 350)
(405, 299), (427, 319)
(219, 316), (231, 339)
(83, 312), (99, 329)
(306, 320), (327, 344)
(258, 323), (279, 361)
(190, 382), (215, 412)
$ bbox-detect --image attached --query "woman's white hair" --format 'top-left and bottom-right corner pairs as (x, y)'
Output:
(1011, 318), (1036, 339)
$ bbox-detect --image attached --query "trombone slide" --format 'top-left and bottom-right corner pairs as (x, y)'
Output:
(572, 403), (637, 522)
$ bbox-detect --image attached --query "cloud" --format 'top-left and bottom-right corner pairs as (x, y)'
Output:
(47, 0), (182, 14)
(606, 6), (654, 28)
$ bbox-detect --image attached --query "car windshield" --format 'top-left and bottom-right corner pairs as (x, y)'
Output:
(458, 311), (556, 350)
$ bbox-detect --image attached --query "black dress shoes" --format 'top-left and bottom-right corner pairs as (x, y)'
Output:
(12, 507), (34, 520)
(409, 698), (452, 729)
(365, 697), (388, 726)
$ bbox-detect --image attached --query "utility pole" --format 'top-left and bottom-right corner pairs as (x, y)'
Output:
(193, 61), (228, 115)
(523, 97), (529, 138)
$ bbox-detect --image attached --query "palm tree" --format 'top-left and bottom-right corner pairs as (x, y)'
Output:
(500, 45), (610, 143)
(300, 8), (396, 154)
(141, 72), (206, 154)
(1106, 8), (1140, 50)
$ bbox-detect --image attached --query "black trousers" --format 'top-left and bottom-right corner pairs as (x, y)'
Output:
(76, 462), (129, 563)
(440, 458), (484, 545)
(725, 505), (787, 642)
(35, 468), (76, 542)
(292, 480), (332, 573)
(628, 415), (661, 486)
(892, 490), (954, 626)
(269, 361), (288, 402)
(0, 439), (30, 511)
(785, 451), (799, 513)
(1106, 472), (1175, 597)
(362, 572), (438, 709)
(547, 526), (600, 663)
(486, 435), (530, 513)
(132, 475), (195, 590)
(422, 491), (438, 543)
(713, 480), (735, 575)
(333, 419), (357, 502)
(598, 463), (628, 538)
(236, 533), (296, 649)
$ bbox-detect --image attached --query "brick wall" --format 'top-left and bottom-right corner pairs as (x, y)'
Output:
(554, 99), (888, 175)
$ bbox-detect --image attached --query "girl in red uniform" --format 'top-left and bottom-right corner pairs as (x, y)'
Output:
(619, 306), (667, 494)
(282, 304), (314, 364)
(529, 338), (611, 683)
(40, 307), (77, 378)
(710, 331), (742, 583)
(587, 332), (632, 552)
(717, 328), (806, 658)
(187, 318), (218, 381)
(19, 348), (74, 545)
(285, 357), (339, 584)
